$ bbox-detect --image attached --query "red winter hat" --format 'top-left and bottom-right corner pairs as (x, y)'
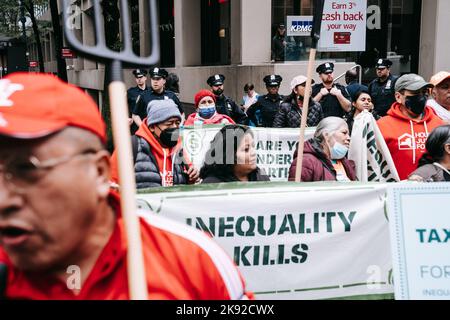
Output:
(0, 72), (106, 143)
(194, 89), (216, 107)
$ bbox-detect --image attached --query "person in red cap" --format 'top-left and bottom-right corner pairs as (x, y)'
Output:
(184, 89), (235, 126)
(0, 73), (253, 300)
(427, 71), (450, 122)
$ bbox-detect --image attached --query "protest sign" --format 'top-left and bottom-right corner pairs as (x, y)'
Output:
(182, 126), (315, 181)
(348, 111), (400, 182)
(388, 183), (450, 300)
(137, 182), (394, 300)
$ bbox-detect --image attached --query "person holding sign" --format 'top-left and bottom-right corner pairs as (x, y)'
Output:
(312, 62), (352, 119)
(408, 125), (450, 182)
(346, 90), (379, 134)
(200, 125), (270, 183)
(0, 73), (252, 300)
(288, 117), (357, 182)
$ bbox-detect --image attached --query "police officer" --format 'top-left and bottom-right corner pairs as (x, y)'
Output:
(207, 74), (247, 124)
(312, 62), (351, 118)
(247, 75), (284, 127)
(127, 69), (149, 134)
(132, 67), (184, 126)
(368, 58), (398, 117)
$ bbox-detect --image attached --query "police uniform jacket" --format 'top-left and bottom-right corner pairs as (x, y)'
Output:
(312, 83), (351, 118)
(215, 95), (247, 125)
(368, 74), (398, 116)
(127, 86), (149, 133)
(246, 94), (284, 127)
(133, 90), (184, 120)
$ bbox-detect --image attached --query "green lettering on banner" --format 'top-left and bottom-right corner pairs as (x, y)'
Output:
(277, 244), (285, 264)
(429, 229), (442, 243)
(287, 140), (298, 151)
(234, 246), (252, 266)
(258, 215), (276, 236)
(219, 217), (234, 237)
(278, 214), (297, 235)
(326, 212), (336, 232)
(314, 212), (319, 233)
(263, 245), (270, 265)
(253, 245), (260, 266)
(338, 211), (357, 232)
(416, 229), (426, 243)
(291, 244), (309, 263)
(298, 213), (306, 234)
(236, 216), (256, 237)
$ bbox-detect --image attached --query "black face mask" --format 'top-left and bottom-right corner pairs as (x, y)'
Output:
(213, 88), (224, 96)
(405, 94), (427, 115)
(157, 127), (179, 148)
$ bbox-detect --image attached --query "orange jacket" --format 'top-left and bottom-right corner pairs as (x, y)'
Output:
(377, 103), (444, 180)
(111, 123), (191, 187)
(0, 192), (253, 300)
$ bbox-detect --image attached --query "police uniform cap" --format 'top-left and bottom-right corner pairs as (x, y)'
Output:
(316, 62), (334, 74)
(263, 75), (283, 87)
(207, 74), (225, 86)
(132, 69), (147, 78)
(149, 67), (168, 79)
(375, 59), (393, 69)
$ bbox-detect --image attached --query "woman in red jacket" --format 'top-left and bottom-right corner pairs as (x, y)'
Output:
(289, 117), (357, 182)
(184, 90), (235, 126)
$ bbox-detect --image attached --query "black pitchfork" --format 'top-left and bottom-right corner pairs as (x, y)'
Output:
(62, 0), (161, 299)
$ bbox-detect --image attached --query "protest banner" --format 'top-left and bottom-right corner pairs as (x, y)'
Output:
(348, 111), (400, 182)
(318, 0), (367, 52)
(388, 183), (450, 300)
(137, 182), (394, 300)
(182, 126), (315, 182)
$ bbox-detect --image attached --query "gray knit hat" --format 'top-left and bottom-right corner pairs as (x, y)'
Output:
(146, 99), (181, 125)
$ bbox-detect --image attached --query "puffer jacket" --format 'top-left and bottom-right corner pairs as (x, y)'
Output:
(288, 139), (357, 182)
(110, 124), (189, 189)
(273, 97), (323, 128)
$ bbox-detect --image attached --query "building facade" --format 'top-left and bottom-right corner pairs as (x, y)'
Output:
(30, 0), (449, 108)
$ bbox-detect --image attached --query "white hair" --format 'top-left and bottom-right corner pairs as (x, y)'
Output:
(314, 117), (348, 143)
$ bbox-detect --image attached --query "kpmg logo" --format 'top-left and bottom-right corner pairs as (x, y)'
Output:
(287, 16), (314, 36)
(290, 20), (313, 33)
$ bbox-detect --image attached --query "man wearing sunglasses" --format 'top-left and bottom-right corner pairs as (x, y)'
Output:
(377, 73), (445, 180)
(0, 73), (252, 300)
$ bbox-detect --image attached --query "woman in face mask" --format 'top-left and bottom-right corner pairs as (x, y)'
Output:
(184, 90), (235, 126)
(288, 117), (357, 182)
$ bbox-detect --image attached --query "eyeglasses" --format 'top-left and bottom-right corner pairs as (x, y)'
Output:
(0, 149), (97, 193)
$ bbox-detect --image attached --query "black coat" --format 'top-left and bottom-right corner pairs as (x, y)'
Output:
(273, 96), (323, 128)
(215, 95), (247, 125)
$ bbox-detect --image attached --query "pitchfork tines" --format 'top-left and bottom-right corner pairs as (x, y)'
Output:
(62, 0), (160, 76)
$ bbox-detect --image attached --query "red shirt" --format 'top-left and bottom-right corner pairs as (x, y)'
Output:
(0, 193), (252, 300)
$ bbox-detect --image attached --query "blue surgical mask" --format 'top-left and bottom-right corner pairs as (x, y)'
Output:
(198, 105), (216, 119)
(330, 142), (349, 159)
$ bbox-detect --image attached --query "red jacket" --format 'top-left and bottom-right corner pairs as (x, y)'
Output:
(0, 192), (253, 300)
(184, 112), (235, 126)
(377, 103), (444, 180)
(288, 139), (357, 182)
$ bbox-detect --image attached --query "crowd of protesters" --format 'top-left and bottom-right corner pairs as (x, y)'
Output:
(124, 60), (449, 186)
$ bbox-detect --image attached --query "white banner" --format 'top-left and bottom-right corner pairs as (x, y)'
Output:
(137, 182), (394, 300)
(318, 0), (367, 52)
(182, 126), (315, 182)
(388, 183), (450, 300)
(348, 111), (400, 182)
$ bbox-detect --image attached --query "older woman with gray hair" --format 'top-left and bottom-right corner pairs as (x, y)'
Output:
(288, 117), (357, 182)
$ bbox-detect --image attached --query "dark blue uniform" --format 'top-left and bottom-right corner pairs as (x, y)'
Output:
(368, 74), (398, 117)
(215, 95), (247, 125)
(127, 86), (149, 133)
(246, 94), (284, 127)
(312, 83), (351, 118)
(133, 90), (184, 121)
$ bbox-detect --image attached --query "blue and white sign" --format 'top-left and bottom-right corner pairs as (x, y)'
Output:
(388, 183), (450, 300)
(287, 16), (313, 36)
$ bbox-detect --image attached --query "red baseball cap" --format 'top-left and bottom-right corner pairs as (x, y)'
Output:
(0, 72), (106, 143)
